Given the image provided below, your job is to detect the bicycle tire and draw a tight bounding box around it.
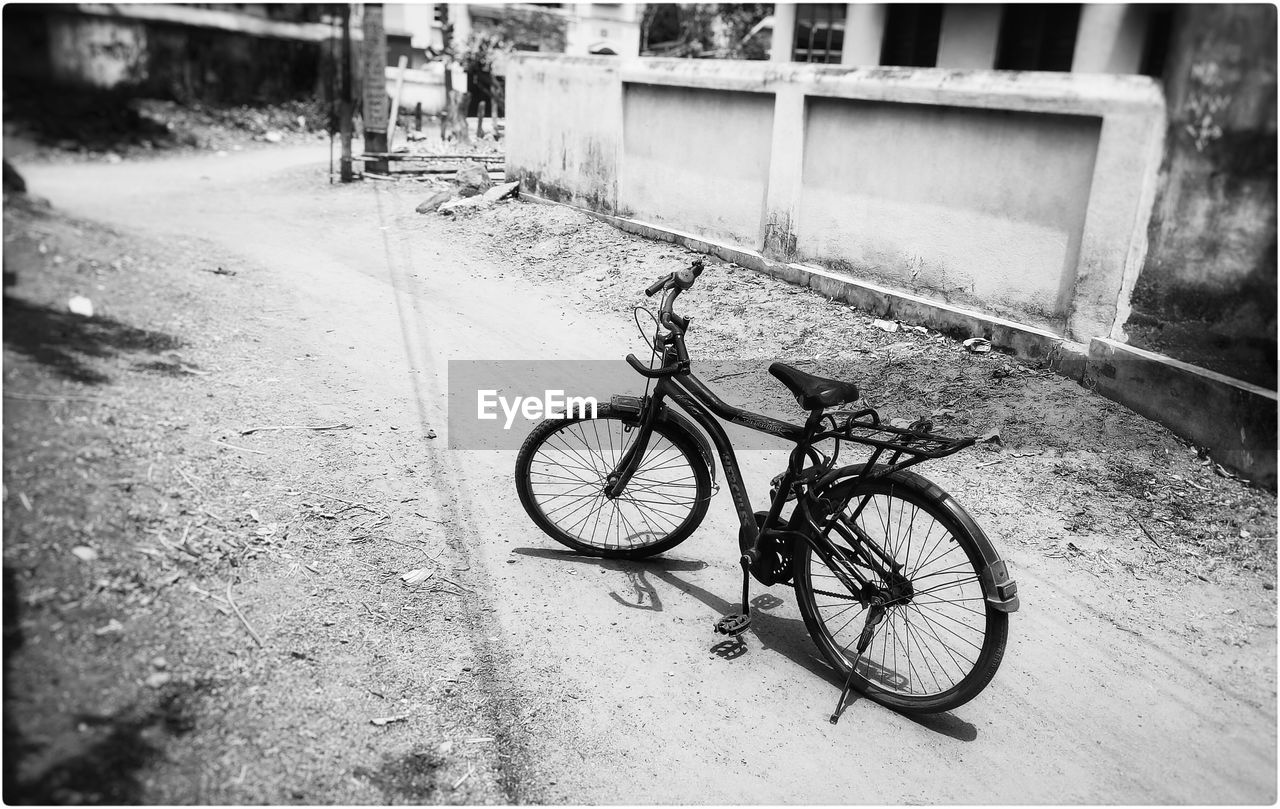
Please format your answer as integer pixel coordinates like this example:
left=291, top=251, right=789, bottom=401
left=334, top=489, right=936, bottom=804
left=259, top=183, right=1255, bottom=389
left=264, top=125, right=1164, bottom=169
left=515, top=404, right=711, bottom=559
left=793, top=469, right=1008, bottom=714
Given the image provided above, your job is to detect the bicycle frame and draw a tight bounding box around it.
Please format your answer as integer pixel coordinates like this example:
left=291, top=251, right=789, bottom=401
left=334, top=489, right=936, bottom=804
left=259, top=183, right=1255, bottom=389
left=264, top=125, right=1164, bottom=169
left=517, top=262, right=1020, bottom=720
left=607, top=363, right=890, bottom=599
left=603, top=266, right=1016, bottom=615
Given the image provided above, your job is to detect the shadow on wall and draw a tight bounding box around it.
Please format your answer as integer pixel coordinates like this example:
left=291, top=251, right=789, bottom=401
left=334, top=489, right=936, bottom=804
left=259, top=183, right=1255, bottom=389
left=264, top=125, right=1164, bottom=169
left=1130, top=3, right=1278, bottom=391
left=1131, top=122, right=1278, bottom=390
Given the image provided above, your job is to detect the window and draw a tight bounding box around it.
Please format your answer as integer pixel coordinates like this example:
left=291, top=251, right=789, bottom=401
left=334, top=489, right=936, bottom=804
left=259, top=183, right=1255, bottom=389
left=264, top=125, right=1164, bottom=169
left=793, top=4, right=846, bottom=64
left=879, top=4, right=943, bottom=67
left=995, top=4, right=1081, bottom=72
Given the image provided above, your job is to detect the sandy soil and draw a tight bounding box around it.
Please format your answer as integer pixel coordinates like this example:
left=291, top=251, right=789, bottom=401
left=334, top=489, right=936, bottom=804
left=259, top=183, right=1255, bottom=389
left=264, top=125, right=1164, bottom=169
left=3, top=144, right=1276, bottom=804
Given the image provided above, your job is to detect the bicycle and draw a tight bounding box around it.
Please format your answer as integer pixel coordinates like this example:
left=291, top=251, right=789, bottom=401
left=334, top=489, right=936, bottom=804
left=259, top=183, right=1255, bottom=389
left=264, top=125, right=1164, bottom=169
left=514, top=258, right=1019, bottom=721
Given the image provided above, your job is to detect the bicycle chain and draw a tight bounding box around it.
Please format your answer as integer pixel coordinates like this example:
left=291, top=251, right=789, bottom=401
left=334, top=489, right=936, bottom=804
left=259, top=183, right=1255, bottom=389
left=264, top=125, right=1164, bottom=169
left=785, top=581, right=859, bottom=602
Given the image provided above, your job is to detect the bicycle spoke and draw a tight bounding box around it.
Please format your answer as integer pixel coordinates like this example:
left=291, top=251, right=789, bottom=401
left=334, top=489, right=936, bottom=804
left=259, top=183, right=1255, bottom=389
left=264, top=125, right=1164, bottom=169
left=541, top=487, right=607, bottom=519
left=523, top=416, right=705, bottom=554
left=903, top=603, right=978, bottom=674
left=897, top=612, right=944, bottom=694
left=550, top=429, right=608, bottom=478
left=801, top=486, right=1000, bottom=706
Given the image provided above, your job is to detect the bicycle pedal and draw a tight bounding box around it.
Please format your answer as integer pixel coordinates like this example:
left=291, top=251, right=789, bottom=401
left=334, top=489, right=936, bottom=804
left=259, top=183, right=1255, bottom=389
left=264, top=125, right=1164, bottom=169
left=714, top=614, right=751, bottom=636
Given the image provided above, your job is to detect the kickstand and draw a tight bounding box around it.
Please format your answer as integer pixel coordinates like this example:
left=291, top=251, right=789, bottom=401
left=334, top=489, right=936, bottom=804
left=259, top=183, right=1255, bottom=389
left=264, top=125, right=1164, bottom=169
left=829, top=655, right=862, bottom=724
left=829, top=604, right=885, bottom=725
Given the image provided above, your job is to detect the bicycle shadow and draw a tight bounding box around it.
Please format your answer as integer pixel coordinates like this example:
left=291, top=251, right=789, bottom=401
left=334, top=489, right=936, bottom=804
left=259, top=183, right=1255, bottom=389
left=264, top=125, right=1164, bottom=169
left=511, top=546, right=977, bottom=742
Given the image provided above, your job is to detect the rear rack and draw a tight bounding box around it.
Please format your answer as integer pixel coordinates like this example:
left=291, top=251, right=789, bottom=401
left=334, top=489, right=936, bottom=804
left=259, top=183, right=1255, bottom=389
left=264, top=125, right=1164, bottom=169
left=808, top=407, right=977, bottom=486
left=822, top=408, right=975, bottom=460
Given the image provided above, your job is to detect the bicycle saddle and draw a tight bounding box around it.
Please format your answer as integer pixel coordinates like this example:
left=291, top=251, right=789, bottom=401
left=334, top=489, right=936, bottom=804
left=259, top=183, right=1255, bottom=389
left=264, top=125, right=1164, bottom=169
left=768, top=362, right=859, bottom=410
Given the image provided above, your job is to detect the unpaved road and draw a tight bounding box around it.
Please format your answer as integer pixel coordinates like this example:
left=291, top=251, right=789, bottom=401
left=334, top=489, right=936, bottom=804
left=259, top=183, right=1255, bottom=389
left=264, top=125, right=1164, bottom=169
left=11, top=144, right=1276, bottom=804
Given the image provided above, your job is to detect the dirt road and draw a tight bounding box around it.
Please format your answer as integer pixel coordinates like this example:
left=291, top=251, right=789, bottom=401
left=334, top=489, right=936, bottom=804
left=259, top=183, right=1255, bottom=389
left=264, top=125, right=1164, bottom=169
left=8, top=145, right=1276, bottom=803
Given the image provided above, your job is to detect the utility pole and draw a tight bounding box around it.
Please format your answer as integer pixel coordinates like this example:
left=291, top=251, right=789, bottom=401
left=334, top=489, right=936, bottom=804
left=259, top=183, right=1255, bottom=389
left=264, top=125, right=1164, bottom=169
left=362, top=2, right=389, bottom=175
left=438, top=3, right=468, bottom=144
left=339, top=2, right=353, bottom=182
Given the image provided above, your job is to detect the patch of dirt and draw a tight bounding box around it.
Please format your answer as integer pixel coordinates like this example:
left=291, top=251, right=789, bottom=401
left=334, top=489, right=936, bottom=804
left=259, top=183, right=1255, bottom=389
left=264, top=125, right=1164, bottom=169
left=421, top=196, right=1276, bottom=677
left=435, top=198, right=1274, bottom=566
left=3, top=85, right=329, bottom=165
left=2, top=190, right=511, bottom=803
left=4, top=137, right=1273, bottom=802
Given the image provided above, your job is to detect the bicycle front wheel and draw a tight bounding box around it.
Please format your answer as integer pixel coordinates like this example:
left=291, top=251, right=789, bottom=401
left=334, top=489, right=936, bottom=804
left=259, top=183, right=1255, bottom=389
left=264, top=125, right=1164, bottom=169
left=515, top=405, right=711, bottom=559
left=793, top=470, right=1008, bottom=714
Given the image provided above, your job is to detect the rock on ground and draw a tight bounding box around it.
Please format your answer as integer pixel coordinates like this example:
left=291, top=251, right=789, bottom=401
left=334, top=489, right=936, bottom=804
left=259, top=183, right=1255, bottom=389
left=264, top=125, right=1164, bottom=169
left=454, top=161, right=492, bottom=198
left=416, top=190, right=453, bottom=214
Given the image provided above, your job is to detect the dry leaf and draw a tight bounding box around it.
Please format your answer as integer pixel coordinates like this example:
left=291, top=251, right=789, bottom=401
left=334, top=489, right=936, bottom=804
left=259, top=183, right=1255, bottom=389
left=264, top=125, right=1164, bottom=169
left=94, top=619, right=124, bottom=636
left=401, top=567, right=435, bottom=586
left=145, top=672, right=172, bottom=688
left=370, top=714, right=410, bottom=726
left=71, top=545, right=98, bottom=562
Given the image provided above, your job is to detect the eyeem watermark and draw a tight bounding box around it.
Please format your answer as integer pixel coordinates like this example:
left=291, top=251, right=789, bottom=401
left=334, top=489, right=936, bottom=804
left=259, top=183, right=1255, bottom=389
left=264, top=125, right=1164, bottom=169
left=449, top=360, right=636, bottom=449
left=448, top=359, right=803, bottom=450
left=477, top=389, right=598, bottom=430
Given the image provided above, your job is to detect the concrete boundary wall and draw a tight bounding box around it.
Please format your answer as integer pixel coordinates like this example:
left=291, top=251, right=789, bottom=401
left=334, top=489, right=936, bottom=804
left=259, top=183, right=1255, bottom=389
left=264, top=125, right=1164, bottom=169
left=523, top=191, right=1277, bottom=488
left=1086, top=340, right=1277, bottom=488
left=509, top=57, right=1275, bottom=483
left=506, top=55, right=1166, bottom=343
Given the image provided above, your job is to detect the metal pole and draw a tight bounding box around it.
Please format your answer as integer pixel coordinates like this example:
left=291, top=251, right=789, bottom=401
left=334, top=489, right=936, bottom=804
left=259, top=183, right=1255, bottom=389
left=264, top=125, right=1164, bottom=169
left=362, top=3, right=390, bottom=174
left=340, top=3, right=354, bottom=182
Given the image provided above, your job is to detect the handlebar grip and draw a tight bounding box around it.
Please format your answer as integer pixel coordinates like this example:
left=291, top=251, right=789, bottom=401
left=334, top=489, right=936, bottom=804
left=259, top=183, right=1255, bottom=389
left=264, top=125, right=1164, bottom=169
left=645, top=275, right=670, bottom=297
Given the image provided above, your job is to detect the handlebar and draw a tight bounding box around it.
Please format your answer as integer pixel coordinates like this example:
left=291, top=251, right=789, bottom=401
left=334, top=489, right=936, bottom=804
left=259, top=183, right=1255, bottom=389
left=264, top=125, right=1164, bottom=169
left=626, top=352, right=683, bottom=378
left=645, top=258, right=704, bottom=298
left=635, top=258, right=704, bottom=377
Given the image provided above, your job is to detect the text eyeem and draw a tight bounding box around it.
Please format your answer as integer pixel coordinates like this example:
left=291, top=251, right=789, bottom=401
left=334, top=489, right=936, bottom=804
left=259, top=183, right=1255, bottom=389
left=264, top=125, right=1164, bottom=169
left=476, top=389, right=598, bottom=430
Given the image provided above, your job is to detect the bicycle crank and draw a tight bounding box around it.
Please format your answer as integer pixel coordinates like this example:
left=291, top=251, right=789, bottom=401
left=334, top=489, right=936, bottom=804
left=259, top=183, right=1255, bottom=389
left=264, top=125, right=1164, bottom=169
left=714, top=550, right=757, bottom=636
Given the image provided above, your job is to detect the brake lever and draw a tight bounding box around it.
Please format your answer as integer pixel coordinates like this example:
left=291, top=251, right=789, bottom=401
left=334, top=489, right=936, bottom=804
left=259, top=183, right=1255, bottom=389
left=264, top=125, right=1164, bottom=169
left=673, top=258, right=704, bottom=290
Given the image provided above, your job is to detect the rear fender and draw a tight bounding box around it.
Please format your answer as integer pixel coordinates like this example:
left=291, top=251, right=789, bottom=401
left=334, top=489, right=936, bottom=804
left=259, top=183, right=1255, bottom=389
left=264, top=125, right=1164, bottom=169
left=817, top=464, right=1019, bottom=613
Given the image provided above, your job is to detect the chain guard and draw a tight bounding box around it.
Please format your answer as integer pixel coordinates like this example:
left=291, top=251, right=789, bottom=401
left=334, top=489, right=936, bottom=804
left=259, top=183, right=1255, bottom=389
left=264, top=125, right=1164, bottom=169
left=748, top=511, right=794, bottom=586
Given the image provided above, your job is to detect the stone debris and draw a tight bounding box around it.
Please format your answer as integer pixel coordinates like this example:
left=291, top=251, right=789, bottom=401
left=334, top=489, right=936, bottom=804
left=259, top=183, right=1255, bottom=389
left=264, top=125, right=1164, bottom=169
left=416, top=190, right=454, bottom=214
left=482, top=181, right=520, bottom=203
left=454, top=161, right=493, bottom=198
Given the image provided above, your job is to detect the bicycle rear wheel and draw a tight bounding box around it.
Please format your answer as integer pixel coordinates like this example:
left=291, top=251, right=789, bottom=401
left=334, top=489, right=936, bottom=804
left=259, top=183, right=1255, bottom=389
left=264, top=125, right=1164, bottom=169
left=793, top=470, right=1008, bottom=714
left=515, top=405, right=711, bottom=559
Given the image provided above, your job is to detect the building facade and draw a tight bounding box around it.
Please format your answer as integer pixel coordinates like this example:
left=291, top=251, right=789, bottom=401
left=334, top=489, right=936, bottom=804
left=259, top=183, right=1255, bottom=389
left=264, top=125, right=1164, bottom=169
left=505, top=3, right=1276, bottom=480
left=765, top=3, right=1275, bottom=390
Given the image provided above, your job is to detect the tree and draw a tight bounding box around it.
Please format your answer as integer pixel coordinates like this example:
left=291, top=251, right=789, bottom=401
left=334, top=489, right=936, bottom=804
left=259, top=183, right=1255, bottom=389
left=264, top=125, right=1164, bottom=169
left=640, top=4, right=772, bottom=59
left=459, top=32, right=506, bottom=119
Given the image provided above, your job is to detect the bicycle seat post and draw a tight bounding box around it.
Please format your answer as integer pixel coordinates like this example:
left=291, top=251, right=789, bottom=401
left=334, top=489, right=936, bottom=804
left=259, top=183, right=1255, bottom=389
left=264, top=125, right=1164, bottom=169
left=716, top=408, right=825, bottom=640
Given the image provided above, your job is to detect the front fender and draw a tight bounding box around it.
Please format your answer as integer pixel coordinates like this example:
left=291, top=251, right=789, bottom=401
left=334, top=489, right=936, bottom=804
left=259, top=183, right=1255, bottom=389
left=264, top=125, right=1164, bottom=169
left=609, top=395, right=717, bottom=486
